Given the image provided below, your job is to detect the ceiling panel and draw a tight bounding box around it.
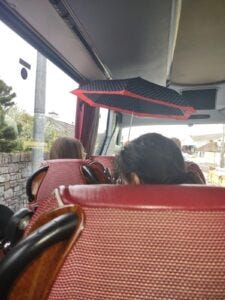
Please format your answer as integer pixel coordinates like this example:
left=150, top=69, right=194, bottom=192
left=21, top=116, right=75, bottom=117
left=170, top=0, right=225, bottom=85
left=66, top=0, right=173, bottom=85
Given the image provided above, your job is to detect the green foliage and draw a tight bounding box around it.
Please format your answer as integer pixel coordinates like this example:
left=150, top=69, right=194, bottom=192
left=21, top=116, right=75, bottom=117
left=0, top=139, right=18, bottom=152
left=7, top=107, right=33, bottom=151
left=0, top=80, right=71, bottom=153
left=1, top=126, right=17, bottom=140
left=0, top=79, right=16, bottom=112
left=0, top=79, right=18, bottom=152
left=8, top=106, right=68, bottom=152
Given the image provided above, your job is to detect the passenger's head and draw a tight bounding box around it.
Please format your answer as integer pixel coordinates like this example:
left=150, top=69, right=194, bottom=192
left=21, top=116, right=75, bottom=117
left=171, top=137, right=181, bottom=150
left=115, top=133, right=200, bottom=184
left=49, top=137, right=86, bottom=159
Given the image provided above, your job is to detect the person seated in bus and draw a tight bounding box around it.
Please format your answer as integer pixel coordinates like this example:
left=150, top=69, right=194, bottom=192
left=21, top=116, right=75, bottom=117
left=49, top=137, right=86, bottom=159
left=114, top=133, right=203, bottom=184
left=171, top=137, right=206, bottom=184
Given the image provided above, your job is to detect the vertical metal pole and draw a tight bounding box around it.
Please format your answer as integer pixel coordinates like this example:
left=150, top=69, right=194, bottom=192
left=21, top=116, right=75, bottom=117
left=32, top=52, right=46, bottom=172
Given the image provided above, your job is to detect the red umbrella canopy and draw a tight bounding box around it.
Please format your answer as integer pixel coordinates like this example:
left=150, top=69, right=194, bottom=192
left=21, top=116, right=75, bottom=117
left=72, top=77, right=195, bottom=120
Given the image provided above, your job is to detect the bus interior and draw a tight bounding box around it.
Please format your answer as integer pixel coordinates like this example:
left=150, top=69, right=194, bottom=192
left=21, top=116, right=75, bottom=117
left=1, top=0, right=225, bottom=299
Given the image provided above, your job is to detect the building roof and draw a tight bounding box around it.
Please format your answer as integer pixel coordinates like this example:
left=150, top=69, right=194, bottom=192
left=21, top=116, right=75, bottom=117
left=198, top=141, right=219, bottom=152
left=46, top=117, right=74, bottom=137
left=191, top=133, right=222, bottom=143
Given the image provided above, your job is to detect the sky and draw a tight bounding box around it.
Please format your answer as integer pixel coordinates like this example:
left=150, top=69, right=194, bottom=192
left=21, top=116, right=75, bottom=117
left=122, top=124, right=224, bottom=145
left=0, top=21, right=78, bottom=124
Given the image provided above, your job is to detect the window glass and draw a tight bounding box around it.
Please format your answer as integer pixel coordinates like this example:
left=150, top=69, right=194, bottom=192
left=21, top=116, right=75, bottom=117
left=122, top=124, right=225, bottom=186
left=0, top=21, right=77, bottom=210
left=94, top=108, right=109, bottom=154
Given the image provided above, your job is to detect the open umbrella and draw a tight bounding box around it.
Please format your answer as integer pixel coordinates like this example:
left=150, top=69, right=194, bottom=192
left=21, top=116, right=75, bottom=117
left=72, top=77, right=195, bottom=120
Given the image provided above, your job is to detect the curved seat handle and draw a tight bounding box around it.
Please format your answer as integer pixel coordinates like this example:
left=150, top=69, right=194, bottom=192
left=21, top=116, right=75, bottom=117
left=2, top=208, right=33, bottom=253
left=26, top=166, right=49, bottom=202
left=0, top=205, right=84, bottom=300
left=82, top=164, right=99, bottom=183
left=81, top=161, right=112, bottom=184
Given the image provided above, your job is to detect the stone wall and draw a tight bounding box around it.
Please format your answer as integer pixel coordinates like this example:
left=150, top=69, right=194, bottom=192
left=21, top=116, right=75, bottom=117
left=0, top=152, right=32, bottom=211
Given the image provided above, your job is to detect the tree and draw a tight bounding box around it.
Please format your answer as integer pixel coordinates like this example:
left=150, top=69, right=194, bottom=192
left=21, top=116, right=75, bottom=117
left=0, top=80, right=16, bottom=112
left=8, top=107, right=68, bottom=152
left=0, top=79, right=18, bottom=152
left=8, top=106, right=33, bottom=151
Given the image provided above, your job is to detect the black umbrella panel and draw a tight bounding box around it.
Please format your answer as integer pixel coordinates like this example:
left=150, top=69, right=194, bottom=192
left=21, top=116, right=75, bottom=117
left=72, top=77, right=195, bottom=120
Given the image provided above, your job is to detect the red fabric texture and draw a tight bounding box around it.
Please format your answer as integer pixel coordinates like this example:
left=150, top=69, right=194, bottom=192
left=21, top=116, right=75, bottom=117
left=25, top=194, right=59, bottom=235
left=46, top=184, right=225, bottom=299
left=36, top=159, right=87, bottom=203
left=60, top=184, right=225, bottom=209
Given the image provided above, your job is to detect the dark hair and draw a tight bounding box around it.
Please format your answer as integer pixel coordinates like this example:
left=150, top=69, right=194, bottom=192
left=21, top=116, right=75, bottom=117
left=49, top=137, right=85, bottom=159
left=115, top=133, right=201, bottom=184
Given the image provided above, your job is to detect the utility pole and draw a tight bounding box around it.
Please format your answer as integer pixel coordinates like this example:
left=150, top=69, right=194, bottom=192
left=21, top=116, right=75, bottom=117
left=220, top=124, right=225, bottom=168
left=32, top=51, right=46, bottom=172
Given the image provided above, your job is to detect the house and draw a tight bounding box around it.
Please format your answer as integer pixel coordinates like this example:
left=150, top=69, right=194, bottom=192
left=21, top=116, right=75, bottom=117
left=191, top=133, right=224, bottom=168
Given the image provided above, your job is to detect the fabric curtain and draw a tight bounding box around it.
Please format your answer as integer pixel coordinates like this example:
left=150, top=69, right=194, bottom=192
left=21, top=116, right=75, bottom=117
left=75, top=98, right=99, bottom=155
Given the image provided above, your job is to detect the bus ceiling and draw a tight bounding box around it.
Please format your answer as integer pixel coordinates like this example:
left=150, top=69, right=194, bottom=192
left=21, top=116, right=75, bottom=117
left=1, top=0, right=225, bottom=87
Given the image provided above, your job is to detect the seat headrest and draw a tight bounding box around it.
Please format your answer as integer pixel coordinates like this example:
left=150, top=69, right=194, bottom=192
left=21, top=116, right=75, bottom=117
left=56, top=184, right=225, bottom=210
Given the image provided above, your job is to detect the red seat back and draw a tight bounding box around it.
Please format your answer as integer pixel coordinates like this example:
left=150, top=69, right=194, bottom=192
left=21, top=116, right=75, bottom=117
left=46, top=184, right=225, bottom=299
left=90, top=155, right=114, bottom=173
left=36, top=159, right=87, bottom=202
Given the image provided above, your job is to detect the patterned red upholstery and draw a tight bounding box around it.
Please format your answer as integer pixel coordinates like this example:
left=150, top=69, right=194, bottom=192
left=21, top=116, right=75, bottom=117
left=36, top=159, right=87, bottom=202
left=90, top=155, right=115, bottom=173
left=25, top=194, right=60, bottom=234
left=45, top=184, right=225, bottom=299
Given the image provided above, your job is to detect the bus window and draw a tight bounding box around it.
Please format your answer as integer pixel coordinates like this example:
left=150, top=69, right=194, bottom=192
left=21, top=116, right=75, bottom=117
left=122, top=124, right=225, bottom=186
left=94, top=108, right=109, bottom=154
left=0, top=21, right=78, bottom=211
